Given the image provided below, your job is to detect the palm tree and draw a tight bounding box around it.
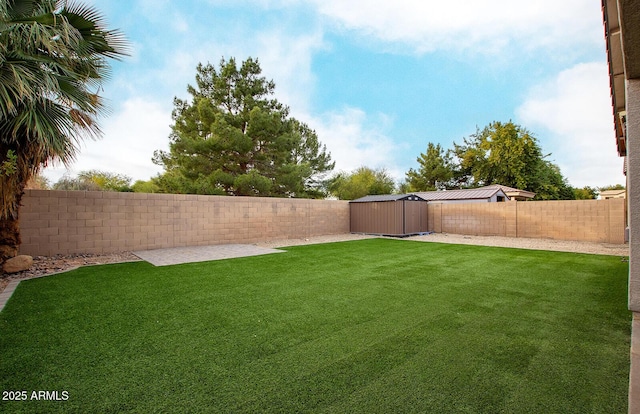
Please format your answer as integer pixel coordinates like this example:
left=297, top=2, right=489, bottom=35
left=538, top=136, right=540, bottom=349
left=0, top=0, right=127, bottom=264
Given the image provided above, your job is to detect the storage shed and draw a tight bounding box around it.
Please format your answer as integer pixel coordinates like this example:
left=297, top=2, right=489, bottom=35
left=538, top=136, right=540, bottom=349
left=350, top=194, right=428, bottom=237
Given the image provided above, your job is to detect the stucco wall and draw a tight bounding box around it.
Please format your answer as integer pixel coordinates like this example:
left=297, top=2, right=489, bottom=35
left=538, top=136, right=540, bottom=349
left=625, top=73, right=640, bottom=414
left=427, top=199, right=626, bottom=244
left=18, top=190, right=350, bottom=256
left=629, top=79, right=640, bottom=311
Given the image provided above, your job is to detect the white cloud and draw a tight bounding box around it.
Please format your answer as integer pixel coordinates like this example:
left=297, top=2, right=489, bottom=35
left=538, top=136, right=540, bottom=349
left=516, top=62, right=625, bottom=188
left=307, top=0, right=602, bottom=55
left=253, top=30, right=326, bottom=114
left=43, top=97, right=172, bottom=184
left=304, top=107, right=405, bottom=180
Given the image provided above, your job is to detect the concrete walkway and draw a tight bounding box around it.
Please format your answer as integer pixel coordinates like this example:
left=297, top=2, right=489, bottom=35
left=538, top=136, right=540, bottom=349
left=133, top=244, right=285, bottom=266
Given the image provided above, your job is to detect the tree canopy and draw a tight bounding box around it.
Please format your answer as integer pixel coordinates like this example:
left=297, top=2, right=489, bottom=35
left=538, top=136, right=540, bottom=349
left=573, top=186, right=598, bottom=200
left=407, top=121, right=573, bottom=200
left=453, top=122, right=545, bottom=190
left=153, top=57, right=334, bottom=198
left=53, top=170, right=132, bottom=191
left=405, top=143, right=454, bottom=191
left=328, top=167, right=396, bottom=200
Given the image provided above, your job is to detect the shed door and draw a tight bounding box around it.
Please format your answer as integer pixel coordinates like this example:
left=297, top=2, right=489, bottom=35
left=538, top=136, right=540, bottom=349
left=404, top=201, right=424, bottom=234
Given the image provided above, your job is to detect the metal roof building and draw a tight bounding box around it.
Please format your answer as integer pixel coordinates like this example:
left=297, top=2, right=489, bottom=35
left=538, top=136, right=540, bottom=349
left=349, top=194, right=428, bottom=237
left=413, top=187, right=510, bottom=203
left=477, top=184, right=535, bottom=201
left=350, top=186, right=516, bottom=237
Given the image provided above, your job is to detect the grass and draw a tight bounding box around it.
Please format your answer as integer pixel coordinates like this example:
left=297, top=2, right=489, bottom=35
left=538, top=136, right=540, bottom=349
left=0, top=239, right=630, bottom=413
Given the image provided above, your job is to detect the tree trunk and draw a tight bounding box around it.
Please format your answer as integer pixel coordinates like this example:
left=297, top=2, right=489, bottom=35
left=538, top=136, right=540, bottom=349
left=0, top=147, right=25, bottom=267
left=0, top=211, right=21, bottom=264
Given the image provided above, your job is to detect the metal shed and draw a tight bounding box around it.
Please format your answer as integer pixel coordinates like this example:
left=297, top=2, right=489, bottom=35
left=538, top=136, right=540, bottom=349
left=349, top=194, right=429, bottom=237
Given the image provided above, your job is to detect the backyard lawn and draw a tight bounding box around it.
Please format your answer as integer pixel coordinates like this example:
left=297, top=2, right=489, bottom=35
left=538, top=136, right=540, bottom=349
left=0, top=239, right=630, bottom=413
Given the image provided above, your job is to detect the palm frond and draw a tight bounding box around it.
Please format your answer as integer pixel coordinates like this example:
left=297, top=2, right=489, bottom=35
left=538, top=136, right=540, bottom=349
left=0, top=0, right=129, bottom=220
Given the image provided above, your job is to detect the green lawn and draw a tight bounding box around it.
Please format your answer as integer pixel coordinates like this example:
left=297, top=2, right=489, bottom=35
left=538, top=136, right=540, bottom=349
left=0, top=239, right=630, bottom=413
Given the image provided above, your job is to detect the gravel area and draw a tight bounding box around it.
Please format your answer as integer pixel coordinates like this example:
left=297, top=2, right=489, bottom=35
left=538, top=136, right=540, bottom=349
left=257, top=232, right=629, bottom=256
left=404, top=233, right=630, bottom=256
left=0, top=233, right=629, bottom=295
left=0, top=252, right=140, bottom=294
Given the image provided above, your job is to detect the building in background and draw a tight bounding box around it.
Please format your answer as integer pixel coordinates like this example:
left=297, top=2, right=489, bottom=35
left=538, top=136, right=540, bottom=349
left=602, top=1, right=639, bottom=411
left=600, top=189, right=627, bottom=199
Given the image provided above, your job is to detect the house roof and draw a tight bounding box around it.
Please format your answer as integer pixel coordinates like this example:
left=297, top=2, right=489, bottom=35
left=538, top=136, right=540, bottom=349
left=478, top=184, right=536, bottom=199
left=602, top=0, right=640, bottom=156
left=350, top=194, right=427, bottom=203
left=600, top=189, right=626, bottom=197
left=351, top=184, right=531, bottom=203
left=413, top=187, right=508, bottom=202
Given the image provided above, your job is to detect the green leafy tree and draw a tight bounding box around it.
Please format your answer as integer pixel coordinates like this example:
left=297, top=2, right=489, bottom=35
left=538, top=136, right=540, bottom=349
left=397, top=180, right=412, bottom=194
left=328, top=167, right=396, bottom=200
left=405, top=143, right=454, bottom=191
left=599, top=184, right=625, bottom=191
left=53, top=174, right=100, bottom=191
left=78, top=170, right=132, bottom=191
left=453, top=121, right=542, bottom=189
left=153, top=57, right=334, bottom=198
left=0, top=0, right=127, bottom=263
left=132, top=179, right=160, bottom=193
left=452, top=121, right=573, bottom=199
left=572, top=186, right=598, bottom=200
left=531, top=160, right=574, bottom=200
left=53, top=170, right=132, bottom=191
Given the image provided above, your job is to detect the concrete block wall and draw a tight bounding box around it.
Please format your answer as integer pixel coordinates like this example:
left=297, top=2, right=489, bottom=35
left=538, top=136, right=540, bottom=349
left=434, top=202, right=509, bottom=237
left=427, top=199, right=626, bottom=244
left=18, top=191, right=627, bottom=257
left=19, top=190, right=350, bottom=256
left=516, top=199, right=626, bottom=243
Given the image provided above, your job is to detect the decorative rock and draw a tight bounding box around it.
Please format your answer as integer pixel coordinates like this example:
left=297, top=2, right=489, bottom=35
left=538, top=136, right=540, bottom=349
left=3, top=255, right=34, bottom=274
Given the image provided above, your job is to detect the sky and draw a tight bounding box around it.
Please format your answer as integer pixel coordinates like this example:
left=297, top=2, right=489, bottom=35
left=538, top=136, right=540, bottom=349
left=43, top=0, right=625, bottom=189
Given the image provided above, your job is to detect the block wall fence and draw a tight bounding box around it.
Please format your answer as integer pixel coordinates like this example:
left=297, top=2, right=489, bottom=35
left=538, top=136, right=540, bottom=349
left=18, top=190, right=350, bottom=256
left=18, top=191, right=626, bottom=257
left=427, top=198, right=627, bottom=244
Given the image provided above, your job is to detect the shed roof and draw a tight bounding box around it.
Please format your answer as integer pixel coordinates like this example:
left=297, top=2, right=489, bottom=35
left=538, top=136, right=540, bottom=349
left=413, top=187, right=508, bottom=201
left=350, top=194, right=426, bottom=203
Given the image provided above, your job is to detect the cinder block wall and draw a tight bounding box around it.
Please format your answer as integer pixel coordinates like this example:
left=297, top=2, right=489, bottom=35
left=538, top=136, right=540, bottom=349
left=19, top=190, right=350, bottom=256
left=427, top=199, right=626, bottom=244
left=435, top=202, right=511, bottom=237
left=515, top=199, right=626, bottom=243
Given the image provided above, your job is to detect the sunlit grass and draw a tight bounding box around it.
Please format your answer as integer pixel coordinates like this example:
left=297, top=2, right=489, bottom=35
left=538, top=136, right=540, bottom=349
left=0, top=239, right=630, bottom=413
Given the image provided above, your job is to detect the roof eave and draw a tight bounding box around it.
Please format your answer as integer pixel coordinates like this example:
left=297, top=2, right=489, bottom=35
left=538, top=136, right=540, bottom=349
left=603, top=0, right=640, bottom=157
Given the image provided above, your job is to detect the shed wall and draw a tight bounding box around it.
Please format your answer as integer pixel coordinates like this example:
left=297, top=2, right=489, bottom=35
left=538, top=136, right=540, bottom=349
left=349, top=201, right=404, bottom=235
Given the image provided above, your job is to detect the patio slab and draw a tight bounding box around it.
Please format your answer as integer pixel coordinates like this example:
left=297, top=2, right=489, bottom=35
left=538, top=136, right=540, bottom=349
left=133, top=244, right=285, bottom=266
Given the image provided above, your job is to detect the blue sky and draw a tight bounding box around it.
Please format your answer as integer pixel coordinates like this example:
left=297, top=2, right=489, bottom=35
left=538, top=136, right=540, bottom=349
left=44, top=0, right=625, bottom=188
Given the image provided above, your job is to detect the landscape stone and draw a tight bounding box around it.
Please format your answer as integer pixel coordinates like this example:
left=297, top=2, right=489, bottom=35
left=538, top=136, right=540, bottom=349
left=3, top=255, right=34, bottom=273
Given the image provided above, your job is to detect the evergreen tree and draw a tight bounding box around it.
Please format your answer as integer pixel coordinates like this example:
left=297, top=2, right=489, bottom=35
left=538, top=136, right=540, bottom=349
left=405, top=143, right=454, bottom=191
left=153, top=57, right=334, bottom=198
